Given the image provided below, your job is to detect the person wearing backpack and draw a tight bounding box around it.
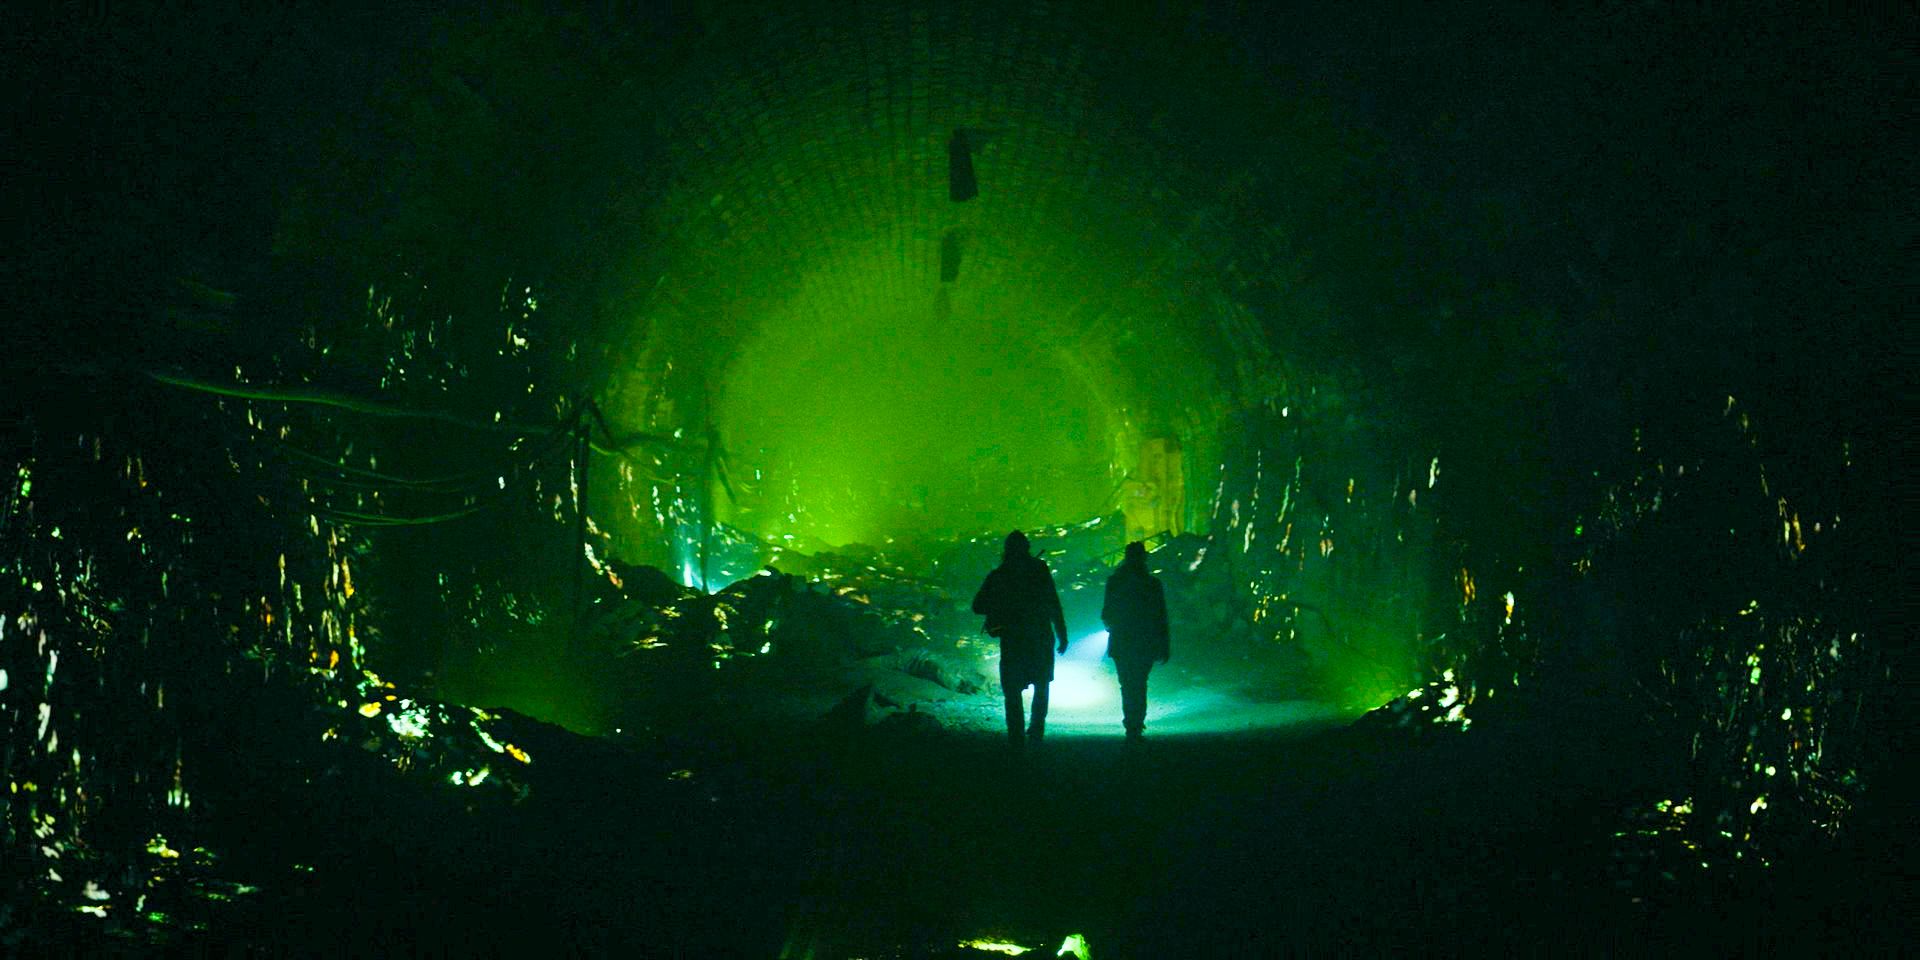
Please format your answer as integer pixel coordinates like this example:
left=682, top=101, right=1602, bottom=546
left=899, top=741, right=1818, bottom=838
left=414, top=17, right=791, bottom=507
left=972, top=530, right=1069, bottom=748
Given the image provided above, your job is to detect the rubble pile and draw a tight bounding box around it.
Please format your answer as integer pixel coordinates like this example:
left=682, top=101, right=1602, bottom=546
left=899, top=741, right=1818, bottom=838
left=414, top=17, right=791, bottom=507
left=579, top=555, right=997, bottom=734
left=574, top=513, right=1339, bottom=736
left=332, top=667, right=540, bottom=800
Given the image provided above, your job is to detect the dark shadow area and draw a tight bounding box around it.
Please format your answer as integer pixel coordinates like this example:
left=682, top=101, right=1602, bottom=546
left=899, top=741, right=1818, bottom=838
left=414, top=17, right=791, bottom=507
left=22, top=706, right=1906, bottom=956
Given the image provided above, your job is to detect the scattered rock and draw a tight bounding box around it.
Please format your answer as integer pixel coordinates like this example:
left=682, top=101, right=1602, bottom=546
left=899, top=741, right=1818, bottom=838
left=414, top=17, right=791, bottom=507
left=874, top=706, right=942, bottom=737
left=822, top=683, right=875, bottom=730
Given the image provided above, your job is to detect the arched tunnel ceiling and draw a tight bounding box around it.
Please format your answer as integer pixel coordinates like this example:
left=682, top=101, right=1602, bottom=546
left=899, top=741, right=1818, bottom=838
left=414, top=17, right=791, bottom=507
left=593, top=4, right=1333, bottom=548
left=62, top=0, right=1883, bottom=564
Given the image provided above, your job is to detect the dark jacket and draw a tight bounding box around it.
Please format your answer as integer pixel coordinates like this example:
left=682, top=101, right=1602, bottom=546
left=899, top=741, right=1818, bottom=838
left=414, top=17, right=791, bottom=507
left=973, top=553, right=1067, bottom=686
left=1101, top=562, right=1169, bottom=664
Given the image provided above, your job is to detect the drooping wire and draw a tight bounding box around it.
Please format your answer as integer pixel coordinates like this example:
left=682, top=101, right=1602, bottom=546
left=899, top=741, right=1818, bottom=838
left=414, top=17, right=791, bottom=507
left=215, top=399, right=584, bottom=527
left=271, top=440, right=518, bottom=491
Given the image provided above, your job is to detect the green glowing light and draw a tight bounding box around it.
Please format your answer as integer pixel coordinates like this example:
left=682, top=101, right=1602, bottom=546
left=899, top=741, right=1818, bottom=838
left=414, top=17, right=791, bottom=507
left=1057, top=933, right=1092, bottom=958
left=701, top=264, right=1210, bottom=548
left=473, top=723, right=506, bottom=754
left=385, top=705, right=431, bottom=740
left=450, top=766, right=491, bottom=787
left=959, top=939, right=1031, bottom=956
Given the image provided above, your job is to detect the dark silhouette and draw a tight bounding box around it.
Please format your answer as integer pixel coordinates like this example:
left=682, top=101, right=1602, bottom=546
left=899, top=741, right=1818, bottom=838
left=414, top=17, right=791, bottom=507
left=1101, top=541, right=1170, bottom=740
left=972, top=530, right=1068, bottom=746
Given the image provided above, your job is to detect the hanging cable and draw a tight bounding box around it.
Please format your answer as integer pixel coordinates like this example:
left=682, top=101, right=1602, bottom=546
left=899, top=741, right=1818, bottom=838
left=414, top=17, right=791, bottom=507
left=146, top=370, right=554, bottom=437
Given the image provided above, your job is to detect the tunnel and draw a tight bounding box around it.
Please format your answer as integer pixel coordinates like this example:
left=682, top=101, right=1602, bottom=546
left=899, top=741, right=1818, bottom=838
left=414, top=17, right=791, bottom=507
left=2, top=3, right=1907, bottom=955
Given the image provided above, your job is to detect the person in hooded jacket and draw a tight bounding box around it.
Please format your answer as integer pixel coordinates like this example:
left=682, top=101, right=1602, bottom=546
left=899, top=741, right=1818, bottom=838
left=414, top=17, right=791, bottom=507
left=972, top=530, right=1069, bottom=747
left=1101, top=541, right=1170, bottom=740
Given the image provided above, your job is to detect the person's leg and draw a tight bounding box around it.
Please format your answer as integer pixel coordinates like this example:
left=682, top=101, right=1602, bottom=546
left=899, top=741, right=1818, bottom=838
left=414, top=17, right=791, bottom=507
left=1131, top=665, right=1146, bottom=736
left=1003, top=683, right=1026, bottom=746
left=1117, top=659, right=1149, bottom=737
left=1028, top=682, right=1049, bottom=740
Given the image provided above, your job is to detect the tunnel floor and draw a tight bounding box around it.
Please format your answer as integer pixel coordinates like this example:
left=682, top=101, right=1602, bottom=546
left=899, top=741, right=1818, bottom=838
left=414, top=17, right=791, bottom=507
left=83, top=683, right=1891, bottom=959
left=911, top=657, right=1352, bottom=740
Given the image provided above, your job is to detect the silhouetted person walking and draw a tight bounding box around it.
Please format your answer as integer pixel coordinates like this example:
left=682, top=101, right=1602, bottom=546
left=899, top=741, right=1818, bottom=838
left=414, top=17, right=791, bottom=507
left=973, top=530, right=1069, bottom=747
left=1102, top=541, right=1169, bottom=740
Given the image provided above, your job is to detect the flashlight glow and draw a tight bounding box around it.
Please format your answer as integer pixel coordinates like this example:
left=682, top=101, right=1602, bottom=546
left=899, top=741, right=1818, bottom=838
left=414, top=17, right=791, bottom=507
left=1063, top=630, right=1108, bottom=661
left=1047, top=659, right=1121, bottom=716
left=1002, top=630, right=1350, bottom=737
